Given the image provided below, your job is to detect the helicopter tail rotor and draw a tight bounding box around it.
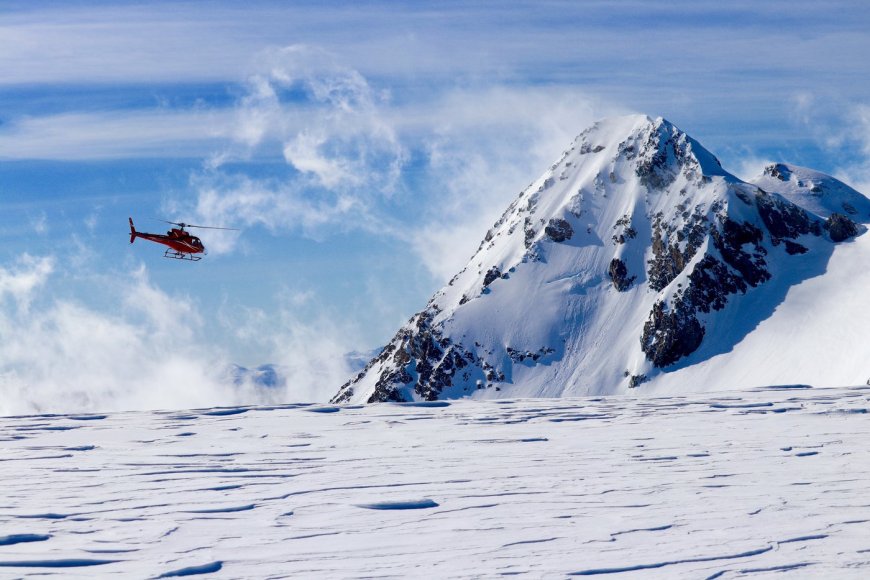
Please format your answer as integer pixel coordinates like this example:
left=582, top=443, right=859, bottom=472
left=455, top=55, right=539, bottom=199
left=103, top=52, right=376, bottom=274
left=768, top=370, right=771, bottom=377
left=129, top=217, right=137, bottom=244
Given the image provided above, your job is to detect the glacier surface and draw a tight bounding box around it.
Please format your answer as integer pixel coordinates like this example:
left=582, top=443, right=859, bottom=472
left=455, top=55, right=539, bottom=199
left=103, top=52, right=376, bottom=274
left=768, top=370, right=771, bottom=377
left=1, top=386, right=869, bottom=577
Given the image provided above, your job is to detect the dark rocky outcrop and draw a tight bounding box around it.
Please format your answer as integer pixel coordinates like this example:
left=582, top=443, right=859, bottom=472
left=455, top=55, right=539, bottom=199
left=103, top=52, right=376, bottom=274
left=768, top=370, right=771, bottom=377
left=628, top=374, right=647, bottom=388
left=636, top=137, right=677, bottom=190
left=681, top=255, right=747, bottom=313
left=710, top=218, right=770, bottom=288
left=544, top=218, right=573, bottom=242
left=784, top=240, right=808, bottom=255
left=755, top=190, right=821, bottom=242
left=332, top=310, right=481, bottom=403
left=608, top=258, right=635, bottom=291
left=634, top=121, right=717, bottom=190
left=825, top=213, right=859, bottom=242
left=611, top=214, right=637, bottom=245
left=641, top=299, right=705, bottom=368
left=641, top=186, right=828, bottom=368
left=580, top=142, right=606, bottom=154
left=483, top=267, right=502, bottom=288
left=763, top=163, right=791, bottom=181
left=647, top=210, right=708, bottom=291
left=524, top=218, right=536, bottom=249
left=506, top=346, right=555, bottom=363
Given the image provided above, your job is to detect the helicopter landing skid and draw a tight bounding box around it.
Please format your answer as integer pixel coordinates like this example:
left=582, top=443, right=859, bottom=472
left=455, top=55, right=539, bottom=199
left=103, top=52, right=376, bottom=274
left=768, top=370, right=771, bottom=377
left=164, top=249, right=202, bottom=261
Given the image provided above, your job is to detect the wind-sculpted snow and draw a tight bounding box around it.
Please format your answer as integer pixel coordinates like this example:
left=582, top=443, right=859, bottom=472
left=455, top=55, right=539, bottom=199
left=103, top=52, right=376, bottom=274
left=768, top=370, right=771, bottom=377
left=1, top=386, right=870, bottom=577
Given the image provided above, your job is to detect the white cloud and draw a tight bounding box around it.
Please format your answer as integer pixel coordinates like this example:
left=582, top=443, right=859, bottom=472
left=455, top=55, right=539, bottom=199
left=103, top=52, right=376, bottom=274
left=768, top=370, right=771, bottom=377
left=0, top=254, right=54, bottom=313
left=832, top=104, right=870, bottom=194
left=283, top=130, right=360, bottom=188
left=0, top=257, right=343, bottom=415
left=0, top=109, right=232, bottom=160
left=180, top=173, right=381, bottom=255
left=244, top=44, right=406, bottom=193
left=217, top=292, right=360, bottom=404
left=184, top=50, right=623, bottom=276
left=730, top=155, right=775, bottom=183
left=394, top=86, right=625, bottom=279
left=0, top=243, right=374, bottom=414
left=175, top=46, right=409, bottom=253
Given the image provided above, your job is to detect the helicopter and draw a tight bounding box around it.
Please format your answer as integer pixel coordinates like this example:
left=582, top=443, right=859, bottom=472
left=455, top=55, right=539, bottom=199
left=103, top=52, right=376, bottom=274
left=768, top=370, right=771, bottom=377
left=128, top=217, right=237, bottom=261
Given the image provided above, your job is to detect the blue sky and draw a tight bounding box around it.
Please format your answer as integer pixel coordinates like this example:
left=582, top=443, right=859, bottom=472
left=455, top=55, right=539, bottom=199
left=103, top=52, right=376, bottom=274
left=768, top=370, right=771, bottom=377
left=3, top=0, right=870, bottom=411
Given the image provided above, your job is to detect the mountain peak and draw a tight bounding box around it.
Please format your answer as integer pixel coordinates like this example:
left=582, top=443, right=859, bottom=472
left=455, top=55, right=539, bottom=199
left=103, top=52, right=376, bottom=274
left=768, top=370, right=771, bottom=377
left=333, top=116, right=866, bottom=404
left=751, top=162, right=870, bottom=220
left=574, top=115, right=729, bottom=186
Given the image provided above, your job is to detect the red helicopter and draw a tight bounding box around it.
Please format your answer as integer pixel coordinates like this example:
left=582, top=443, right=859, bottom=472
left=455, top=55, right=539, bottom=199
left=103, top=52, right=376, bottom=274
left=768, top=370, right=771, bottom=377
left=128, top=217, right=237, bottom=261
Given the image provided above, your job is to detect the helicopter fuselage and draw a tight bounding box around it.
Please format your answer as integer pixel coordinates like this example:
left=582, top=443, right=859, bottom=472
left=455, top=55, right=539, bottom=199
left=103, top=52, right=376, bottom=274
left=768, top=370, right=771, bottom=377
left=129, top=218, right=204, bottom=259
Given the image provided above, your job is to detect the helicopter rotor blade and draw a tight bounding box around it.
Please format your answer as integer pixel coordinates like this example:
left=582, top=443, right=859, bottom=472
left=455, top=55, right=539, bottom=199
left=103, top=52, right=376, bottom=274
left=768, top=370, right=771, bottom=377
left=156, top=219, right=239, bottom=231
left=156, top=218, right=187, bottom=228
left=183, top=224, right=240, bottom=231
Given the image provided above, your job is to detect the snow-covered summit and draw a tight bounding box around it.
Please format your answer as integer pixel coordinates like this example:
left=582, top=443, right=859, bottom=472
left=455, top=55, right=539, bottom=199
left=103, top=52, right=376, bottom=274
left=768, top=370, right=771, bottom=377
left=750, top=162, right=870, bottom=221
left=333, top=115, right=867, bottom=404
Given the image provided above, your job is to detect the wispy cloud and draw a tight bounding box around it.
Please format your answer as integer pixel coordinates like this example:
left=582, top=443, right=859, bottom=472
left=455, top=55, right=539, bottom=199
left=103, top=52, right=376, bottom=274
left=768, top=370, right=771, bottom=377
left=395, top=85, right=624, bottom=278
left=185, top=52, right=623, bottom=275
left=0, top=247, right=361, bottom=414
left=0, top=4, right=253, bottom=85
left=730, top=155, right=775, bottom=182
left=0, top=260, right=227, bottom=415
left=179, top=45, right=410, bottom=251
left=217, top=288, right=360, bottom=403
left=181, top=172, right=382, bottom=253
left=0, top=254, right=53, bottom=313
left=4, top=1, right=867, bottom=89
left=831, top=104, right=870, bottom=194
left=5, top=3, right=870, bottom=167
left=0, top=109, right=232, bottom=160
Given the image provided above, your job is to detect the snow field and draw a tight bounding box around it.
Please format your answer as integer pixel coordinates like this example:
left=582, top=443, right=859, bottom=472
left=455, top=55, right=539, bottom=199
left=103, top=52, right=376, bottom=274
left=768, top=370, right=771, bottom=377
left=1, top=386, right=869, bottom=577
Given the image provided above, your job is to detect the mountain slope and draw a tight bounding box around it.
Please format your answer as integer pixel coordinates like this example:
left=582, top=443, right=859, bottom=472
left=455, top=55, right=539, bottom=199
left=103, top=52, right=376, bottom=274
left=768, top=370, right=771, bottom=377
left=333, top=115, right=866, bottom=403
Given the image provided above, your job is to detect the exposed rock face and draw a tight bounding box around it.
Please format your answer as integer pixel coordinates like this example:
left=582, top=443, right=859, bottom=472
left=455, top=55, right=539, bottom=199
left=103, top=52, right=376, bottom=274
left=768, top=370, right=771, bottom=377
left=784, top=240, right=809, bottom=255
left=608, top=258, right=635, bottom=291
left=483, top=267, right=502, bottom=287
left=544, top=218, right=573, bottom=242
left=641, top=217, right=770, bottom=367
left=641, top=299, right=705, bottom=367
left=825, top=213, right=859, bottom=242
left=611, top=214, right=637, bottom=244
left=755, top=190, right=821, bottom=242
left=710, top=218, right=769, bottom=288
left=333, top=310, right=485, bottom=403
left=647, top=209, right=709, bottom=291
left=639, top=187, right=829, bottom=367
left=763, top=163, right=791, bottom=181
left=331, top=115, right=866, bottom=404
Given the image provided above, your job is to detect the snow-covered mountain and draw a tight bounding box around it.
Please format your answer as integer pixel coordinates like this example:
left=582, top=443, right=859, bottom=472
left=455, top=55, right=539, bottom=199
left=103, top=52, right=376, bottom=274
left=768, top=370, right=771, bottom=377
left=750, top=162, right=870, bottom=223
left=229, top=364, right=284, bottom=389
left=333, top=115, right=869, bottom=404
